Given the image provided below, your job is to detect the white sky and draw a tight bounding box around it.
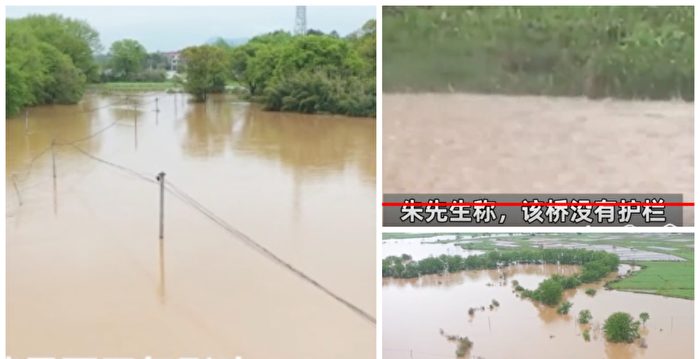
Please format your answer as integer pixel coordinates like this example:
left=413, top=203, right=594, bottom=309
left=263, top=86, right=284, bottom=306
left=6, top=6, right=375, bottom=52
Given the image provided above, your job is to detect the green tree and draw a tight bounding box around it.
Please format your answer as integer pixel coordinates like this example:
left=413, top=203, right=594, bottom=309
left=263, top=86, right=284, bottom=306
left=146, top=52, right=170, bottom=70
left=36, top=42, right=86, bottom=103
left=6, top=21, right=44, bottom=115
left=534, top=277, right=563, bottom=306
left=639, top=312, right=650, bottom=326
left=17, top=14, right=101, bottom=82
left=230, top=32, right=291, bottom=96
left=225, top=23, right=375, bottom=116
left=578, top=309, right=593, bottom=324
left=182, top=45, right=228, bottom=101
left=6, top=14, right=94, bottom=116
left=604, top=312, right=640, bottom=343
left=109, top=39, right=148, bottom=80
left=557, top=301, right=573, bottom=314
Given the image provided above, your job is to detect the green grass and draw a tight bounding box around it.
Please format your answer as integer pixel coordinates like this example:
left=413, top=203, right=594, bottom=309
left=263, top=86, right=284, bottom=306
left=609, top=261, right=694, bottom=299
left=88, top=81, right=182, bottom=93
left=383, top=6, right=693, bottom=100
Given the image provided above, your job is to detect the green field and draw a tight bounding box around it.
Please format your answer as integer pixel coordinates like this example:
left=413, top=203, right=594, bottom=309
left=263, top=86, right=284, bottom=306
left=610, top=261, right=694, bottom=299
left=88, top=82, right=182, bottom=93
left=383, top=6, right=693, bottom=100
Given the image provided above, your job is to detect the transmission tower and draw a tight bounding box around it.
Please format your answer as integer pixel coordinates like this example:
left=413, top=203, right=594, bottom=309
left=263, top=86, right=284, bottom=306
left=294, top=6, right=307, bottom=35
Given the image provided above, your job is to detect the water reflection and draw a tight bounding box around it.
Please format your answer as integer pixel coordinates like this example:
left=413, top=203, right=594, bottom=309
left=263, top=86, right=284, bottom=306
left=158, top=238, right=166, bottom=304
left=181, top=95, right=237, bottom=157
left=179, top=94, right=375, bottom=183
left=7, top=91, right=376, bottom=358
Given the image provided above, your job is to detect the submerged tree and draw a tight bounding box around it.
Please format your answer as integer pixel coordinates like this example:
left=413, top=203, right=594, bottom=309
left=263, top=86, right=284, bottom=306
left=181, top=45, right=228, bottom=101
left=578, top=309, right=593, bottom=324
left=557, top=301, right=573, bottom=315
left=108, top=39, right=148, bottom=80
left=639, top=312, right=650, bottom=326
left=604, top=312, right=640, bottom=343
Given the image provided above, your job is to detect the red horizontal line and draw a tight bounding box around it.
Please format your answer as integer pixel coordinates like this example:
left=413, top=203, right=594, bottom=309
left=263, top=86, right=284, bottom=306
left=383, top=202, right=694, bottom=207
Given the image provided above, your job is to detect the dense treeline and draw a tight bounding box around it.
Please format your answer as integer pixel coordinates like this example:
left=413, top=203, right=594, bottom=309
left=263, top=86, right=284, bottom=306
left=383, top=248, right=619, bottom=278
left=184, top=20, right=376, bottom=116
left=383, top=248, right=619, bottom=306
left=7, top=14, right=375, bottom=118
left=518, top=251, right=619, bottom=305
left=6, top=14, right=101, bottom=116
left=101, top=39, right=170, bottom=82
left=384, top=6, right=693, bottom=100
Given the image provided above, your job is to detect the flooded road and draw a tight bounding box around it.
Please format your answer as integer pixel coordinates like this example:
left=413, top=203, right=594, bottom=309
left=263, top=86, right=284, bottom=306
left=383, top=264, right=692, bottom=359
left=383, top=94, right=694, bottom=225
left=7, top=92, right=376, bottom=358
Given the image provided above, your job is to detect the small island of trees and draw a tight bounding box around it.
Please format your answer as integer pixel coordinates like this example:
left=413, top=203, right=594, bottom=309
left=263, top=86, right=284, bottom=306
left=383, top=248, right=619, bottom=307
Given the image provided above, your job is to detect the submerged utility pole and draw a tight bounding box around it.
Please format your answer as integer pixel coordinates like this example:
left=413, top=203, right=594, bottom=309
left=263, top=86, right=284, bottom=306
left=134, top=103, right=138, bottom=150
left=11, top=174, right=22, bottom=206
left=51, top=139, right=56, bottom=179
left=51, top=139, right=58, bottom=215
left=155, top=97, right=160, bottom=113
left=156, top=172, right=166, bottom=239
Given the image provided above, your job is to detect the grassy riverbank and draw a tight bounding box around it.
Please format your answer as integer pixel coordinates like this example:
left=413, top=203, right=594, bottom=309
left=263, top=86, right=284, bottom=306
left=383, top=6, right=693, bottom=100
left=88, top=81, right=182, bottom=93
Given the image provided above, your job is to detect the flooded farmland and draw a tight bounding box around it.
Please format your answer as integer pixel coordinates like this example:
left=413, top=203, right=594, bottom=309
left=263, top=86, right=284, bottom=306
left=383, top=94, right=694, bottom=225
left=7, top=92, right=376, bottom=358
left=383, top=240, right=693, bottom=359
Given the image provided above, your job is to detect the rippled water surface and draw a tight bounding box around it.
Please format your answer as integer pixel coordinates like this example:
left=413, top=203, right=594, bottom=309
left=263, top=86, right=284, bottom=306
left=7, top=92, right=376, bottom=358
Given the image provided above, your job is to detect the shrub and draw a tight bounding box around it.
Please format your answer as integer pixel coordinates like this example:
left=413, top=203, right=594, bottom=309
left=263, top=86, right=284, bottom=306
left=455, top=337, right=472, bottom=357
left=578, top=309, right=593, bottom=324
left=604, top=312, right=640, bottom=343
left=557, top=301, right=573, bottom=315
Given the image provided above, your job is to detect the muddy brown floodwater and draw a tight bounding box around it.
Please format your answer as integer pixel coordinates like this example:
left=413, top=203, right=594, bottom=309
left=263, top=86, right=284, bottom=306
left=6, top=92, right=376, bottom=358
left=383, top=94, right=694, bottom=225
left=383, top=261, right=693, bottom=359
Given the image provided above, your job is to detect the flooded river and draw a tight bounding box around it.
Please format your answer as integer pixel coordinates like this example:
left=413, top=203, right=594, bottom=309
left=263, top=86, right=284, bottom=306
left=383, top=94, right=694, bottom=225
left=6, top=92, right=376, bottom=358
left=383, top=243, right=693, bottom=358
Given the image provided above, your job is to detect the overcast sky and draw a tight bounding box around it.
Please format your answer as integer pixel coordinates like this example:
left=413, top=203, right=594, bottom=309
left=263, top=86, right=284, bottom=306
left=6, top=6, right=375, bottom=52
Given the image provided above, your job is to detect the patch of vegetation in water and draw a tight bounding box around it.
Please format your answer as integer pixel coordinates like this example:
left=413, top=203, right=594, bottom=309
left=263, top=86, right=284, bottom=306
left=556, top=300, right=573, bottom=314
left=582, top=328, right=591, bottom=342
left=384, top=248, right=619, bottom=306
left=440, top=330, right=473, bottom=358
left=578, top=309, right=592, bottom=324
left=604, top=312, right=640, bottom=343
